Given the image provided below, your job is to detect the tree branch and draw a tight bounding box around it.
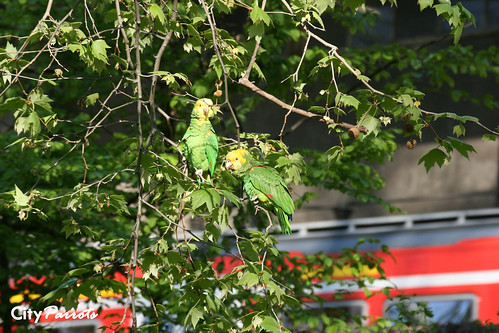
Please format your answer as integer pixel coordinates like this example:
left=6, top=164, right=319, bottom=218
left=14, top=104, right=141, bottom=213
left=149, top=0, right=178, bottom=123
left=129, top=1, right=144, bottom=332
left=0, top=0, right=82, bottom=99
left=199, top=0, right=241, bottom=143
left=239, top=77, right=366, bottom=132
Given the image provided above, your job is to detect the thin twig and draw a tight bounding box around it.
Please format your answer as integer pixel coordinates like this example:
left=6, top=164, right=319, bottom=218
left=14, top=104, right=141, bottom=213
left=115, top=0, right=135, bottom=70
left=0, top=0, right=82, bottom=99
left=199, top=0, right=230, bottom=77
left=199, top=0, right=240, bottom=143
left=239, top=77, right=366, bottom=132
left=243, top=0, right=267, bottom=81
left=128, top=1, right=144, bottom=332
left=279, top=94, right=298, bottom=141
left=281, top=33, right=310, bottom=83
left=149, top=0, right=179, bottom=123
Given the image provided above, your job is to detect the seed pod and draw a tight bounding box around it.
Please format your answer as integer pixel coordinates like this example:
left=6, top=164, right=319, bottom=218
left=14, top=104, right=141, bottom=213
left=213, top=89, right=223, bottom=98
left=348, top=127, right=360, bottom=139
left=406, top=139, right=417, bottom=149
left=405, top=122, right=414, bottom=132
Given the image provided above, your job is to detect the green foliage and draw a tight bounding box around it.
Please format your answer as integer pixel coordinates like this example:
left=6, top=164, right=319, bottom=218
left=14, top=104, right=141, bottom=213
left=0, top=0, right=496, bottom=332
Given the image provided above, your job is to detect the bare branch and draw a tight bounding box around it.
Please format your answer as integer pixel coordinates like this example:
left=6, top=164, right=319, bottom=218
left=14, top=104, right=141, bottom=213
left=149, top=0, right=179, bottom=123
left=243, top=0, right=267, bottom=81
left=300, top=27, right=499, bottom=137
left=279, top=94, right=298, bottom=141
left=0, top=0, right=83, bottom=99
left=199, top=0, right=230, bottom=78
left=115, top=0, right=135, bottom=70
left=281, top=33, right=310, bottom=83
left=239, top=77, right=366, bottom=132
left=128, top=1, right=145, bottom=332
left=199, top=0, right=241, bottom=143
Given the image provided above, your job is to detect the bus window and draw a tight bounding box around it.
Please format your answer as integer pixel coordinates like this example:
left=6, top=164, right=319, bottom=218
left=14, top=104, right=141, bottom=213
left=40, top=320, right=99, bottom=333
left=384, top=294, right=477, bottom=325
left=286, top=300, right=367, bottom=332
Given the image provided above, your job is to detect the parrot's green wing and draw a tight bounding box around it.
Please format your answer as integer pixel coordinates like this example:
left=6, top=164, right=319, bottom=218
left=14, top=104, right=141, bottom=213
left=246, top=166, right=295, bottom=215
left=182, top=123, right=218, bottom=180
left=205, top=126, right=218, bottom=177
left=181, top=126, right=192, bottom=156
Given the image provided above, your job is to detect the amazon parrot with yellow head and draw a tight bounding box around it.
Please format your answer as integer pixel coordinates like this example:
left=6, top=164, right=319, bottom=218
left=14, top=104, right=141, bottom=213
left=182, top=98, right=219, bottom=182
left=226, top=149, right=294, bottom=234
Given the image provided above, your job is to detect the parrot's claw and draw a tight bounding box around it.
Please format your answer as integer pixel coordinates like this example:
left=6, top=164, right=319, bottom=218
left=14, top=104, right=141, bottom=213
left=265, top=211, right=274, bottom=233
left=195, top=168, right=206, bottom=183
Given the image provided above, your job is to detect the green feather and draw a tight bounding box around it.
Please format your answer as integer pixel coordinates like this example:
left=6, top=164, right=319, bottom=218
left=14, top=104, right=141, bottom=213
left=243, top=165, right=294, bottom=235
left=182, top=100, right=219, bottom=179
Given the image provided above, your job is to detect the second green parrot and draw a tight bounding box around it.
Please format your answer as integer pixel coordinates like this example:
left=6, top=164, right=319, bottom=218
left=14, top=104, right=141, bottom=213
left=182, top=98, right=219, bottom=182
left=225, top=149, right=294, bottom=234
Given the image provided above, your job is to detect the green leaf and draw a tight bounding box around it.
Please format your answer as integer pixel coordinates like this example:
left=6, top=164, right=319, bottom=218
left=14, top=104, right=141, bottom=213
left=399, top=94, right=414, bottom=107
left=237, top=272, right=259, bottom=288
left=433, top=112, right=478, bottom=123
left=109, top=195, right=130, bottom=215
left=418, top=148, right=448, bottom=172
left=308, top=106, right=326, bottom=113
left=337, top=94, right=360, bottom=109
left=0, top=97, right=25, bottom=115
left=358, top=115, right=380, bottom=136
left=5, top=42, right=17, bottom=59
left=81, top=225, right=100, bottom=239
left=150, top=4, right=166, bottom=24
left=188, top=188, right=221, bottom=212
left=85, top=93, right=99, bottom=107
left=248, top=21, right=264, bottom=43
left=259, top=316, right=281, bottom=333
left=15, top=111, right=41, bottom=137
left=185, top=304, right=204, bottom=328
left=220, top=189, right=240, bottom=207
left=239, top=240, right=259, bottom=261
left=29, top=91, right=53, bottom=113
left=447, top=137, right=476, bottom=159
left=13, top=185, right=29, bottom=207
left=453, top=124, right=465, bottom=137
left=61, top=219, right=80, bottom=238
left=343, top=0, right=364, bottom=11
left=315, top=0, right=335, bottom=15
left=91, top=39, right=110, bottom=63
left=327, top=146, right=343, bottom=162
left=66, top=267, right=89, bottom=278
left=418, top=0, right=433, bottom=11
left=250, top=1, right=271, bottom=26
left=482, top=134, right=497, bottom=141
left=434, top=3, right=452, bottom=16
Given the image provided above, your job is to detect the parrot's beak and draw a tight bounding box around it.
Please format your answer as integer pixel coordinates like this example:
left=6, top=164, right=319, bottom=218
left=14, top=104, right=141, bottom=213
left=225, top=160, right=233, bottom=170
left=203, top=106, right=210, bottom=117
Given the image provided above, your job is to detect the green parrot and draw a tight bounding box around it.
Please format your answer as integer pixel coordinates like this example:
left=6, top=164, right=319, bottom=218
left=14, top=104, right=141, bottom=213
left=182, top=98, right=219, bottom=182
left=225, top=149, right=294, bottom=234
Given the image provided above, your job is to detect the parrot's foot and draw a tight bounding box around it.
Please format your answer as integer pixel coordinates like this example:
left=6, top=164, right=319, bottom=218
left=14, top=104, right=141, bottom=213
left=265, top=211, right=274, bottom=234
left=253, top=202, right=264, bottom=214
left=195, top=168, right=206, bottom=183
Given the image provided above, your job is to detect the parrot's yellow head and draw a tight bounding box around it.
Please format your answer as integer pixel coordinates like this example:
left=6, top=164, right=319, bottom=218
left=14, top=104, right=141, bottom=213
left=193, top=98, right=218, bottom=120
left=225, top=149, right=248, bottom=171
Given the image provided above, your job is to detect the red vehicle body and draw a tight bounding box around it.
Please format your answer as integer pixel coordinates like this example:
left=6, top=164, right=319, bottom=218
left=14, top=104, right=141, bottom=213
left=3, top=208, right=499, bottom=331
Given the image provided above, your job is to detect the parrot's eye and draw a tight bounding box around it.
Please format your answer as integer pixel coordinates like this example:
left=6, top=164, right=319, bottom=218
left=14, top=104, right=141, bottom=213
left=235, top=157, right=239, bottom=161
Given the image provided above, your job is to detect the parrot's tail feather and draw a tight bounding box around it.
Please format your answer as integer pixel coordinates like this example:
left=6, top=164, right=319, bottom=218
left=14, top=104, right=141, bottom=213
left=277, top=210, right=292, bottom=235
